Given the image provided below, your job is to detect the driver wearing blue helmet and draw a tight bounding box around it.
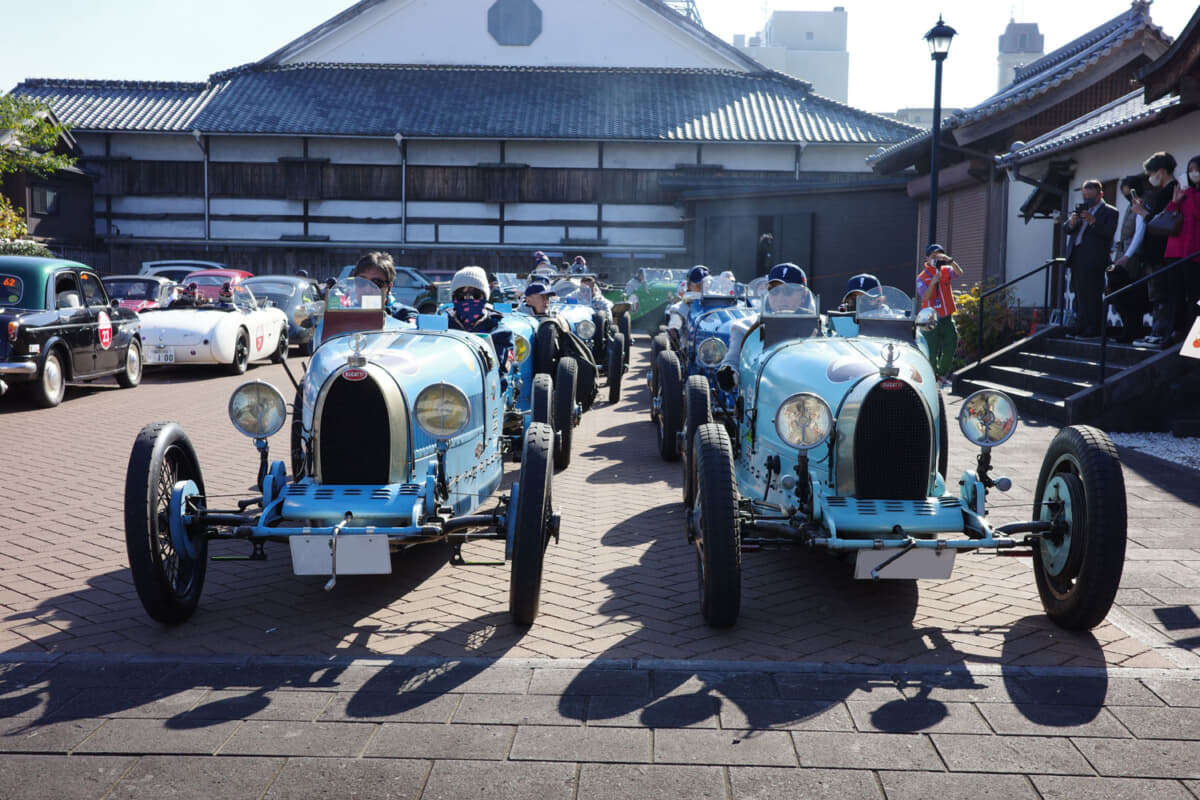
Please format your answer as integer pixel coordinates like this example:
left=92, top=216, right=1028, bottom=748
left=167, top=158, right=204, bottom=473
left=665, top=265, right=710, bottom=349
left=716, top=263, right=807, bottom=391
left=839, top=273, right=881, bottom=312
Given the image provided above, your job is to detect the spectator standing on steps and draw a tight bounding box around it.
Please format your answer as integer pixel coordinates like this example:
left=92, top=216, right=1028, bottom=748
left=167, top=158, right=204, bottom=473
left=1110, top=175, right=1150, bottom=343
left=1063, top=179, right=1119, bottom=338
left=1163, top=154, right=1200, bottom=336
left=1132, top=151, right=1179, bottom=347
left=916, top=244, right=963, bottom=387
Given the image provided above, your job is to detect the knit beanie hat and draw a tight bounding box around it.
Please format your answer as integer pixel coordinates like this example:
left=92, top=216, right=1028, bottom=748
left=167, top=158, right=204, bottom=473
left=451, top=266, right=490, bottom=300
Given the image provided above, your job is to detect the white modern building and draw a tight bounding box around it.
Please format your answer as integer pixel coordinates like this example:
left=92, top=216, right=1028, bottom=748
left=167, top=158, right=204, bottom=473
left=734, top=8, right=849, bottom=104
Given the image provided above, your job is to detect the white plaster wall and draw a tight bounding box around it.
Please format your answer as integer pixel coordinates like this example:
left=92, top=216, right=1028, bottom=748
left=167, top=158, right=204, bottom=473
left=603, top=204, right=680, bottom=223
left=210, top=198, right=304, bottom=215
left=438, top=224, right=500, bottom=244
left=603, top=143, right=699, bottom=169
left=1004, top=189, right=1057, bottom=308
left=108, top=133, right=203, bottom=161
left=801, top=144, right=876, bottom=172
left=309, top=222, right=404, bottom=242
left=310, top=200, right=405, bottom=217
left=112, top=220, right=204, bottom=238
left=506, top=203, right=596, bottom=221
left=307, top=138, right=402, bottom=164
left=504, top=226, right=569, bottom=245
left=407, top=201, right=498, bottom=219
left=280, top=0, right=748, bottom=71
left=105, top=196, right=205, bottom=214
left=407, top=141, right=502, bottom=166
left=504, top=142, right=599, bottom=168
left=604, top=227, right=685, bottom=248
left=785, top=50, right=849, bottom=104
left=211, top=221, right=304, bottom=239
left=406, top=224, right=436, bottom=242
left=209, top=137, right=303, bottom=163
left=702, top=144, right=795, bottom=172
left=567, top=225, right=601, bottom=239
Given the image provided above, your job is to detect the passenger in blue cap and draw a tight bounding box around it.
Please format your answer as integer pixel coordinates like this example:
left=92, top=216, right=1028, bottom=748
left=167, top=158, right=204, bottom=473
left=717, top=263, right=808, bottom=390
left=666, top=265, right=711, bottom=348
left=519, top=281, right=556, bottom=318
left=840, top=273, right=881, bottom=312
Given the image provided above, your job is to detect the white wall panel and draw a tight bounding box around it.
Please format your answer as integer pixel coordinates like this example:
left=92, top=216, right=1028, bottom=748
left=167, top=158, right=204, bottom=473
left=704, top=143, right=795, bottom=171
left=310, top=200, right=405, bottom=217
left=309, top=222, right=404, bottom=242
left=307, top=138, right=400, bottom=164
left=439, top=225, right=500, bottom=244
left=210, top=198, right=304, bottom=215
left=407, top=201, right=498, bottom=219
left=603, top=142, right=698, bottom=169
left=108, top=133, right=202, bottom=160
left=505, top=141, right=599, bottom=168
left=209, top=137, right=303, bottom=162
left=567, top=225, right=601, bottom=240
left=407, top=141, right=501, bottom=166
left=109, top=196, right=205, bottom=214
left=505, top=203, right=596, bottom=221
left=119, top=220, right=205, bottom=238
left=210, top=221, right=304, bottom=239
left=801, top=144, right=875, bottom=172
left=406, top=224, right=437, bottom=242
left=603, top=228, right=686, bottom=248
left=602, top=204, right=680, bottom=223
left=503, top=226, right=568, bottom=245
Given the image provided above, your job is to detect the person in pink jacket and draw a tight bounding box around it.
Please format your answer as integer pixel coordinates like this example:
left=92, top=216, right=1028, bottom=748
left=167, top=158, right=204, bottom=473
left=1164, top=154, right=1200, bottom=336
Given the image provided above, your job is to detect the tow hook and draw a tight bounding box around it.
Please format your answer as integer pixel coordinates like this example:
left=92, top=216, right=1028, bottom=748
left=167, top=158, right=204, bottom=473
left=324, top=512, right=353, bottom=591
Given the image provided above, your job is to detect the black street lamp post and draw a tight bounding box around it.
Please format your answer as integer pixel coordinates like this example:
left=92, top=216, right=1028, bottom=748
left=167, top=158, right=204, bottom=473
left=925, top=17, right=957, bottom=250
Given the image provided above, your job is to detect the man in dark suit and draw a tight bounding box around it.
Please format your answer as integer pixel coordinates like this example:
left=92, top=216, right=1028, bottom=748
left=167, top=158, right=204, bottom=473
left=1064, top=179, right=1119, bottom=337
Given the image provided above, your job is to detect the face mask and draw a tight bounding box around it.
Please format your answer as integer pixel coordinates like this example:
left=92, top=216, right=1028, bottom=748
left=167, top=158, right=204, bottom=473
left=1149, top=173, right=1163, bottom=188
left=454, top=297, right=486, bottom=326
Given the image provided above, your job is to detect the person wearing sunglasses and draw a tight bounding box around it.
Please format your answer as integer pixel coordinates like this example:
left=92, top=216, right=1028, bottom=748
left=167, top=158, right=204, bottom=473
left=352, top=251, right=417, bottom=322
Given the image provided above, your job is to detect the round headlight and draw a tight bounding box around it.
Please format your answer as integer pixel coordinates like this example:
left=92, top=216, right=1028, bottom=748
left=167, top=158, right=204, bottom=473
left=697, top=337, right=727, bottom=366
left=513, top=334, right=531, bottom=363
left=228, top=381, right=287, bottom=439
left=576, top=319, right=596, bottom=340
left=775, top=393, right=834, bottom=450
left=959, top=389, right=1018, bottom=446
left=414, top=382, right=471, bottom=439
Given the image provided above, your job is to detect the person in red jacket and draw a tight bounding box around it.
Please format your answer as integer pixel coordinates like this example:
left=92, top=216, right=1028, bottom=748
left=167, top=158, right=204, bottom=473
left=1164, top=154, right=1200, bottom=337
left=917, top=244, right=963, bottom=387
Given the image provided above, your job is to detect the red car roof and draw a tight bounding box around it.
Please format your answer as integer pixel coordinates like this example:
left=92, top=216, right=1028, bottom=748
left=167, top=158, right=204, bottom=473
left=184, top=269, right=253, bottom=281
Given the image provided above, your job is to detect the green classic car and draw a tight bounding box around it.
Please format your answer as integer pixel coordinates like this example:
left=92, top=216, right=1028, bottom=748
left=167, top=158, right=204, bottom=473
left=623, top=267, right=689, bottom=332
left=0, top=256, right=143, bottom=407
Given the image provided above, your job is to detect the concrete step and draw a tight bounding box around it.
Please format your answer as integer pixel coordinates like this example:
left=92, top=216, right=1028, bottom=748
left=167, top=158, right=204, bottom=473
left=983, top=364, right=1093, bottom=399
left=1015, top=351, right=1123, bottom=382
left=1037, top=336, right=1156, bottom=368
left=956, top=377, right=1068, bottom=425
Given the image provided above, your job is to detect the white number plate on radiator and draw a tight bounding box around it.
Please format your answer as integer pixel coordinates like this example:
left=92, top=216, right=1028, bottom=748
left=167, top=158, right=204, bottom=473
left=854, top=547, right=956, bottom=580
left=289, top=535, right=391, bottom=575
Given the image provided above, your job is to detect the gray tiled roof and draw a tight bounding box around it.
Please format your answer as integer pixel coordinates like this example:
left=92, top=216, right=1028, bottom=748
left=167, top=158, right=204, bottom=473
left=869, top=1, right=1166, bottom=171
left=16, top=64, right=917, bottom=144
left=997, top=89, right=1181, bottom=165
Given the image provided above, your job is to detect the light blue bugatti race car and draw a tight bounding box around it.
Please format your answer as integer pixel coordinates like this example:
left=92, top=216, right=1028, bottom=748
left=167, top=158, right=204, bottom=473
left=686, top=283, right=1128, bottom=633
left=124, top=278, right=559, bottom=627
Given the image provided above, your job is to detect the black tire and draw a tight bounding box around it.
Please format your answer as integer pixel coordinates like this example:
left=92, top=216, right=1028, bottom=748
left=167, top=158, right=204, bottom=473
left=291, top=381, right=306, bottom=479
left=591, top=311, right=608, bottom=362
left=607, top=333, right=624, bottom=404
left=116, top=338, right=143, bottom=389
left=618, top=312, right=632, bottom=366
left=1031, top=425, right=1127, bottom=631
left=937, top=392, right=949, bottom=480
left=227, top=329, right=250, bottom=375
left=510, top=422, right=553, bottom=625
left=683, top=374, right=712, bottom=506
left=656, top=349, right=683, bottom=461
left=692, top=423, right=741, bottom=627
left=272, top=326, right=289, bottom=364
left=533, top=322, right=558, bottom=378
left=32, top=349, right=67, bottom=408
left=531, top=372, right=553, bottom=426
left=124, top=422, right=208, bottom=623
left=553, top=357, right=578, bottom=471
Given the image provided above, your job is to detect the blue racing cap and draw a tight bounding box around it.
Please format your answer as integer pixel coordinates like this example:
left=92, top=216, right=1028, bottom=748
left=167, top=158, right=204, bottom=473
left=767, top=262, right=807, bottom=286
left=524, top=282, right=555, bottom=298
left=844, top=273, right=880, bottom=296
left=926, top=243, right=945, bottom=256
left=687, top=265, right=710, bottom=285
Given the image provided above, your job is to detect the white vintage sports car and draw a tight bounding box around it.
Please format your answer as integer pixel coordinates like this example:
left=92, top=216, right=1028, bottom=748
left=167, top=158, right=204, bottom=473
left=139, top=284, right=289, bottom=373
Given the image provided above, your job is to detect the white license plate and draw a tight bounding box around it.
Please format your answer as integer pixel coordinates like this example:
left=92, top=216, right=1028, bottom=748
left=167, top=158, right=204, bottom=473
left=147, top=348, right=175, bottom=364
left=854, top=547, right=956, bottom=580
left=289, top=534, right=391, bottom=576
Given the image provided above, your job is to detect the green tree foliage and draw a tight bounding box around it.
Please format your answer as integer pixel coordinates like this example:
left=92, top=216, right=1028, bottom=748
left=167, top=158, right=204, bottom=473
left=0, top=193, right=26, bottom=239
left=0, top=94, right=75, bottom=179
left=953, top=283, right=1028, bottom=366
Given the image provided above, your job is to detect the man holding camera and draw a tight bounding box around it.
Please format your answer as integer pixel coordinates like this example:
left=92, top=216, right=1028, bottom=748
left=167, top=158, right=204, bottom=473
left=1064, top=179, right=1118, bottom=338
left=917, top=245, right=962, bottom=387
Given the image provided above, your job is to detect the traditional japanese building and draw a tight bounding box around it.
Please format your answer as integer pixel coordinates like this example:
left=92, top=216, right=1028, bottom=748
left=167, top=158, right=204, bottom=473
left=12, top=0, right=919, bottom=296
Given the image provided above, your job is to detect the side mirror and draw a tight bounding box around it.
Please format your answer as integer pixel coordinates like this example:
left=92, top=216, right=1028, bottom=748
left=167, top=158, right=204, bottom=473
left=111, top=298, right=121, bottom=309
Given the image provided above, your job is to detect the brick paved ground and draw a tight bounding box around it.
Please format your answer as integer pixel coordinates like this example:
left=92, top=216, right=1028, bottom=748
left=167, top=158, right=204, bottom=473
left=3, top=341, right=1200, bottom=796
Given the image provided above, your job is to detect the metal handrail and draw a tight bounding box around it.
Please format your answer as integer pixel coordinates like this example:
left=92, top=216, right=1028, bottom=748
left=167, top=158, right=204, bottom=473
left=976, top=258, right=1064, bottom=367
left=1098, top=247, right=1200, bottom=381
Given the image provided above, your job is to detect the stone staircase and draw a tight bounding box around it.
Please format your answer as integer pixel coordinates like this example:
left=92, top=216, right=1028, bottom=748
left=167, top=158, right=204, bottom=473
left=951, top=326, right=1186, bottom=429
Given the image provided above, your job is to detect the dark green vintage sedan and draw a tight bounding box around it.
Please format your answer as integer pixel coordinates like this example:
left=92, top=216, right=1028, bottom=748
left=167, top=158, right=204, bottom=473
left=0, top=256, right=143, bottom=407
